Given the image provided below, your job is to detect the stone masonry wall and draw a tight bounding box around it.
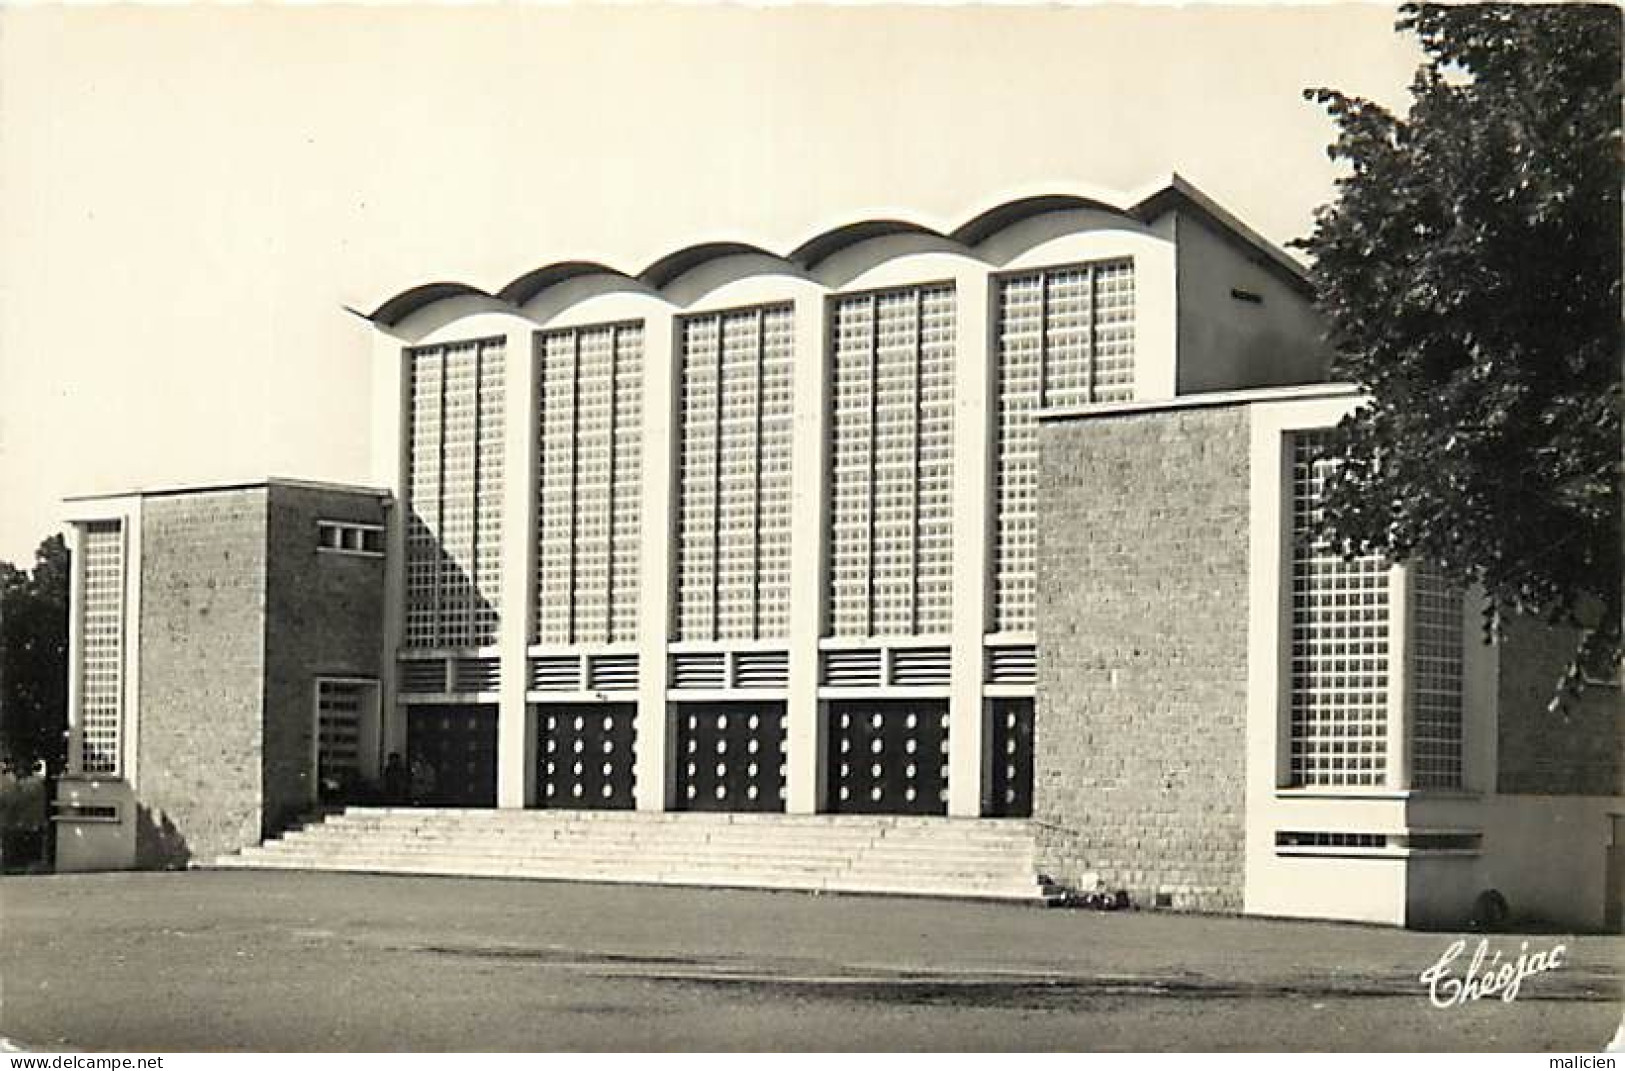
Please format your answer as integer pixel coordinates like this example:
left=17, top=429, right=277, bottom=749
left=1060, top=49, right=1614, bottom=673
left=262, top=485, right=389, bottom=835
left=1035, top=404, right=1252, bottom=912
left=136, top=488, right=269, bottom=866
left=1496, top=614, right=1623, bottom=797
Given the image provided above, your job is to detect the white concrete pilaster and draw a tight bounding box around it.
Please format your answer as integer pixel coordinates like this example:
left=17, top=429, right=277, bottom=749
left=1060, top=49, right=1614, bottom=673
left=786, top=293, right=831, bottom=814
left=498, top=327, right=539, bottom=808
left=63, top=523, right=85, bottom=779
left=119, top=501, right=143, bottom=790
left=1385, top=564, right=1413, bottom=792
left=948, top=272, right=993, bottom=817
left=635, top=315, right=678, bottom=811
left=376, top=330, right=411, bottom=764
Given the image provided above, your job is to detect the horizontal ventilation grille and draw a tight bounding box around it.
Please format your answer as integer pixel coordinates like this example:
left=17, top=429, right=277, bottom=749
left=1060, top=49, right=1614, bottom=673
left=398, top=659, right=447, bottom=694
left=889, top=646, right=951, bottom=687
left=822, top=648, right=882, bottom=688
left=1275, top=831, right=1388, bottom=849
left=732, top=651, right=789, bottom=689
left=587, top=654, right=639, bottom=692
left=530, top=656, right=582, bottom=692
left=986, top=644, right=1037, bottom=685
left=453, top=657, right=500, bottom=692
left=671, top=653, right=727, bottom=690
left=51, top=801, right=120, bottom=822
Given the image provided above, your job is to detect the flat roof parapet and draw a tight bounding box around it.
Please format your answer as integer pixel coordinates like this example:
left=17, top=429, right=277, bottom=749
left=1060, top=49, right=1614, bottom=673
left=63, top=477, right=393, bottom=504
left=1037, top=383, right=1361, bottom=424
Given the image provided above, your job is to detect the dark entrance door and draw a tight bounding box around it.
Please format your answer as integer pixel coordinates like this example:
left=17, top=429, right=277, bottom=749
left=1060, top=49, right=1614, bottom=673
left=406, top=704, right=498, bottom=807
left=988, top=698, right=1034, bottom=818
left=537, top=704, right=637, bottom=809
left=827, top=700, right=948, bottom=815
left=674, top=702, right=787, bottom=812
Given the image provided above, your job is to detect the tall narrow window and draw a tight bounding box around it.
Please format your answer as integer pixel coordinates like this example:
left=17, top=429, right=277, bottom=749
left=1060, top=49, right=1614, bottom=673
left=1409, top=567, right=1465, bottom=789
left=993, top=259, right=1136, bottom=632
left=534, top=322, right=643, bottom=645
left=316, top=679, right=372, bottom=800
left=78, top=520, right=125, bottom=776
left=675, top=304, right=794, bottom=641
left=827, top=284, right=955, bottom=637
left=405, top=338, right=505, bottom=649
left=1288, top=432, right=1389, bottom=787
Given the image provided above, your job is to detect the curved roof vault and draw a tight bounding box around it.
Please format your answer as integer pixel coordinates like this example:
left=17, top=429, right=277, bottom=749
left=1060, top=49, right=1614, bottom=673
left=366, top=282, right=494, bottom=328
left=950, top=194, right=1128, bottom=247
left=361, top=178, right=1312, bottom=325
left=496, top=261, right=631, bottom=307
left=636, top=241, right=782, bottom=290
left=788, top=219, right=947, bottom=270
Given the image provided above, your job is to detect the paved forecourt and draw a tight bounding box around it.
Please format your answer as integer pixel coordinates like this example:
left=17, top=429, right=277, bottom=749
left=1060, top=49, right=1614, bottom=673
left=2, top=871, right=1619, bottom=1052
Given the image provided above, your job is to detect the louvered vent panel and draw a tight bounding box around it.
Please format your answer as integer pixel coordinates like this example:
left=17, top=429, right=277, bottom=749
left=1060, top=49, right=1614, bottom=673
left=452, top=657, right=501, bottom=692
left=671, top=653, right=727, bottom=690
left=821, top=648, right=883, bottom=688
left=985, top=644, right=1037, bottom=685
left=398, top=659, right=448, bottom=694
left=587, top=654, right=639, bottom=692
left=530, top=655, right=582, bottom=692
left=889, top=646, right=951, bottom=687
left=732, top=651, right=789, bottom=689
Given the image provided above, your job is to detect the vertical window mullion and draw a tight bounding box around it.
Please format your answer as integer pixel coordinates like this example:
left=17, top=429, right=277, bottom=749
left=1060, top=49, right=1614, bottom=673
left=751, top=308, right=766, bottom=640
left=909, top=287, right=924, bottom=635
left=1037, top=271, right=1050, bottom=408
left=709, top=320, right=724, bottom=641
left=433, top=347, right=448, bottom=646
left=864, top=293, right=879, bottom=638
left=567, top=332, right=582, bottom=644
left=1085, top=264, right=1098, bottom=404
left=469, top=345, right=482, bottom=648
left=603, top=326, right=619, bottom=643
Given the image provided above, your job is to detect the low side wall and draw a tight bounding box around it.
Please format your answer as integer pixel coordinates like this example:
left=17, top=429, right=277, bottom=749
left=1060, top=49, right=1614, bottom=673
left=1035, top=404, right=1252, bottom=911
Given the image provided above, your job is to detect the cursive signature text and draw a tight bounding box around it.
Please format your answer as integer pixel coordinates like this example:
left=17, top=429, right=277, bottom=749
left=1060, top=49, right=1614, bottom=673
left=1420, top=937, right=1566, bottom=1008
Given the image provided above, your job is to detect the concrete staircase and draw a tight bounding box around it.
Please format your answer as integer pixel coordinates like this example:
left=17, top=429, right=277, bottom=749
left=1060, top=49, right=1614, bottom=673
left=210, top=807, right=1059, bottom=904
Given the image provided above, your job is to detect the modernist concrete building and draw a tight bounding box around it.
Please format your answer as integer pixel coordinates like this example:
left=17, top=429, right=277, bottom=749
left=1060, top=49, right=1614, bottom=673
left=54, top=177, right=1622, bottom=929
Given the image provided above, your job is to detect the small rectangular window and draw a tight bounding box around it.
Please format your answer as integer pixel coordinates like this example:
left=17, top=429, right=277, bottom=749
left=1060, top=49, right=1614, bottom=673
left=318, top=520, right=385, bottom=558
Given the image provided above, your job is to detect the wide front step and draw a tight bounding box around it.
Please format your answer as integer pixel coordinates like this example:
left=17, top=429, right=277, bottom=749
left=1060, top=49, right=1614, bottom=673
left=211, top=807, right=1057, bottom=904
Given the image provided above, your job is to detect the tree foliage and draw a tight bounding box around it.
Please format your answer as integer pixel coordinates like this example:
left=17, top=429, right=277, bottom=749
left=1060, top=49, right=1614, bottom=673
left=0, top=535, right=70, bottom=775
left=1299, top=3, right=1623, bottom=698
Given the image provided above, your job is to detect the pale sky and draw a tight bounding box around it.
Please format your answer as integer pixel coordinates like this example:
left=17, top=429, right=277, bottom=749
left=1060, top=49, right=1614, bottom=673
left=0, top=3, right=1421, bottom=565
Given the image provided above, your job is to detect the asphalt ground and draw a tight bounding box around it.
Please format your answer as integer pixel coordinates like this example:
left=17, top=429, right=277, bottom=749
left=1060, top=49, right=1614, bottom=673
left=0, top=870, right=1620, bottom=1052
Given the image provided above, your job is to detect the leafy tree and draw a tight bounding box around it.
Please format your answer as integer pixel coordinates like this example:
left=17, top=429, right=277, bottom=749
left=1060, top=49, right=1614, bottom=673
left=0, top=535, right=70, bottom=775
left=1299, top=3, right=1622, bottom=701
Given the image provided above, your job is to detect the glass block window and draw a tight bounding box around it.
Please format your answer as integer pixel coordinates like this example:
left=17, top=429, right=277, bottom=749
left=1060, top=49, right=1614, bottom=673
left=404, top=338, right=505, bottom=649
left=675, top=304, right=794, bottom=641
left=316, top=680, right=366, bottom=799
left=535, top=322, right=643, bottom=645
left=992, top=259, right=1135, bottom=632
left=827, top=284, right=955, bottom=637
left=78, top=521, right=125, bottom=776
left=1288, top=432, right=1390, bottom=787
left=1410, top=567, right=1465, bottom=789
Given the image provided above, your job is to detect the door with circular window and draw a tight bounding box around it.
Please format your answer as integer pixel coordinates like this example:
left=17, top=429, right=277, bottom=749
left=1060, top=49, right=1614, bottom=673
left=826, top=700, right=948, bottom=815
left=536, top=704, right=637, bottom=809
left=674, top=702, right=786, bottom=812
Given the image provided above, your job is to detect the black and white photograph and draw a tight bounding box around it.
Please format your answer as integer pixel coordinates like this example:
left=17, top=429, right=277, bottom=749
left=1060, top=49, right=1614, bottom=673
left=0, top=0, right=1619, bottom=1056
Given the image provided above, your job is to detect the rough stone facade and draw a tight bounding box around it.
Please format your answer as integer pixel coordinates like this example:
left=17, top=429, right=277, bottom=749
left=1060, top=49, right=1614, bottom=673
left=136, top=488, right=270, bottom=867
left=133, top=482, right=388, bottom=867
left=262, top=485, right=388, bottom=834
left=1496, top=615, right=1623, bottom=797
left=1034, top=403, right=1251, bottom=912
